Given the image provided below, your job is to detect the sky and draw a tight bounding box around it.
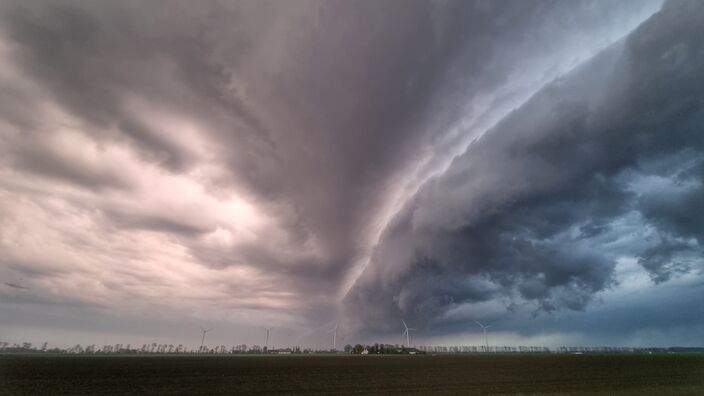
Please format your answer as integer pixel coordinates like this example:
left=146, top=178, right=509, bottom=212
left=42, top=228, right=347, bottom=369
left=1, top=0, right=703, bottom=350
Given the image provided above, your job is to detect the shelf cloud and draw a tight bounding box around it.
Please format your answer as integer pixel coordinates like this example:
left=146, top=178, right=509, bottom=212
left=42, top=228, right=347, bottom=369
left=344, top=0, right=704, bottom=338
left=1, top=0, right=702, bottom=347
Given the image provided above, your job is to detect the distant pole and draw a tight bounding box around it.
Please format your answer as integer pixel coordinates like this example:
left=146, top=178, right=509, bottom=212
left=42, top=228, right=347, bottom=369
left=265, top=328, right=270, bottom=351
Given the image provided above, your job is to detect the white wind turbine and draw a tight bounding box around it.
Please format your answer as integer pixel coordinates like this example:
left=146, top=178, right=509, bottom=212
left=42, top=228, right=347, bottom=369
left=200, top=326, right=213, bottom=352
left=474, top=320, right=491, bottom=350
left=402, top=320, right=415, bottom=348
left=328, top=321, right=339, bottom=351
left=265, top=328, right=271, bottom=351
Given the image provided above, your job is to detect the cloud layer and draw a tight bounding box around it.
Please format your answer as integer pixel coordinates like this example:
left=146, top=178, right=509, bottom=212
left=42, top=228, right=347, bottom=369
left=344, top=0, right=704, bottom=339
left=1, top=0, right=701, bottom=347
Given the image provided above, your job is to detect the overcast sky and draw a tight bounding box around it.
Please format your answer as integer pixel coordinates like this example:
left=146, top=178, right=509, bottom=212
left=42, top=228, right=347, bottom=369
left=1, top=0, right=703, bottom=350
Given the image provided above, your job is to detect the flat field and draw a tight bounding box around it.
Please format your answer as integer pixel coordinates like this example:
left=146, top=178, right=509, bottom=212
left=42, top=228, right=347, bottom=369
left=1, top=354, right=703, bottom=395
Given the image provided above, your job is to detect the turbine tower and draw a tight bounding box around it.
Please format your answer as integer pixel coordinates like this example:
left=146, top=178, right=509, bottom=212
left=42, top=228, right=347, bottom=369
left=402, top=320, right=415, bottom=348
left=200, top=326, right=213, bottom=352
left=265, top=328, right=271, bottom=351
left=474, top=320, right=491, bottom=350
left=328, top=321, right=338, bottom=351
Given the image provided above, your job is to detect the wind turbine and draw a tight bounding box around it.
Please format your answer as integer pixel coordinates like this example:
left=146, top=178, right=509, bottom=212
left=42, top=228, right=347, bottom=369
left=265, top=328, right=271, bottom=351
left=402, top=320, right=415, bottom=348
left=328, top=321, right=339, bottom=351
left=200, top=326, right=213, bottom=352
left=474, top=320, right=490, bottom=350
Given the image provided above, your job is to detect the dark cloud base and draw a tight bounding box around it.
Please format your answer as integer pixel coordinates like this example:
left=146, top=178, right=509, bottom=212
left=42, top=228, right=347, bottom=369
left=345, top=0, right=704, bottom=336
left=1, top=0, right=701, bottom=347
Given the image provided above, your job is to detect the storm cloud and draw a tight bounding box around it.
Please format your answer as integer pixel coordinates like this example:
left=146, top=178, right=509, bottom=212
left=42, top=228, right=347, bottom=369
left=1, top=0, right=701, bottom=347
left=344, top=0, right=704, bottom=339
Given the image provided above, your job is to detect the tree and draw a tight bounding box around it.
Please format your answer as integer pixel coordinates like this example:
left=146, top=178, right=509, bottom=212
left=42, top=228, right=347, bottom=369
left=344, top=344, right=352, bottom=353
left=353, top=344, right=364, bottom=354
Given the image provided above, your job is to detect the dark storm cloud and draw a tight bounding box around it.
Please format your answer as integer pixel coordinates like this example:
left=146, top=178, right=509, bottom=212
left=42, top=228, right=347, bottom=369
left=221, top=0, right=664, bottom=293
left=2, top=0, right=686, bottom=347
left=638, top=236, right=701, bottom=282
left=0, top=0, right=659, bottom=291
left=345, top=0, right=704, bottom=334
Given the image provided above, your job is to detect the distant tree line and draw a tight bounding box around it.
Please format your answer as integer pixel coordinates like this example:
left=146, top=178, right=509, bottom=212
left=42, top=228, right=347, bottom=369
left=344, top=343, right=426, bottom=354
left=2, top=341, right=703, bottom=355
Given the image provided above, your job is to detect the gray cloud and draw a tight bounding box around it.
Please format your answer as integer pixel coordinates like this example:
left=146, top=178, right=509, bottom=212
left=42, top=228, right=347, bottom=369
left=3, top=282, right=28, bottom=290
left=104, top=210, right=214, bottom=237
left=345, top=0, right=704, bottom=336
left=4, top=0, right=701, bottom=348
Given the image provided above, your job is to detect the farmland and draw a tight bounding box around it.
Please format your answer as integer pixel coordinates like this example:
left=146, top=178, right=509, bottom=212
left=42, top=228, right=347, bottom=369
left=1, top=354, right=703, bottom=395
